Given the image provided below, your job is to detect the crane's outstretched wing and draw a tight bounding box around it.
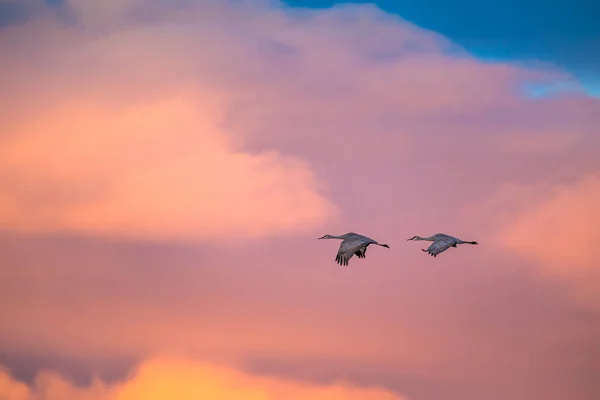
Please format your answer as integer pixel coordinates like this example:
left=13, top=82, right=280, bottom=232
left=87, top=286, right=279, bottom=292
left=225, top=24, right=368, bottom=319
left=423, top=236, right=456, bottom=257
left=336, top=237, right=369, bottom=266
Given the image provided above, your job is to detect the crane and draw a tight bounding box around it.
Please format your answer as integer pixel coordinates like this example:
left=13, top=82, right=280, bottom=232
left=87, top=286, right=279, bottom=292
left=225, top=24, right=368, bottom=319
left=318, top=232, right=389, bottom=266
left=407, top=233, right=478, bottom=257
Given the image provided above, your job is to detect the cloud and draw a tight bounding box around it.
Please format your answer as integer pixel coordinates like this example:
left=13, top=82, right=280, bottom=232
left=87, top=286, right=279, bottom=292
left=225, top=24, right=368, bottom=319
left=497, top=175, right=600, bottom=267
left=0, top=1, right=338, bottom=242
left=1, top=1, right=600, bottom=400
left=1, top=0, right=598, bottom=245
left=0, top=358, right=405, bottom=400
left=2, top=232, right=599, bottom=400
left=0, top=97, right=335, bottom=241
left=487, top=175, right=600, bottom=308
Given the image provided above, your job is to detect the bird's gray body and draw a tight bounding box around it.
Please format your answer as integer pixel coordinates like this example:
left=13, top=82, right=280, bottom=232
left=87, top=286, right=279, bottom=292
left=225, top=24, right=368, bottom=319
left=318, top=232, right=389, bottom=266
left=407, top=233, right=478, bottom=257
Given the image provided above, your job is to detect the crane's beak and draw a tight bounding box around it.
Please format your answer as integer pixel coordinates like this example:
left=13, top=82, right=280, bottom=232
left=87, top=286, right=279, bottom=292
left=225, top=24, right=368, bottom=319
left=318, top=235, right=326, bottom=239
left=406, top=237, right=413, bottom=241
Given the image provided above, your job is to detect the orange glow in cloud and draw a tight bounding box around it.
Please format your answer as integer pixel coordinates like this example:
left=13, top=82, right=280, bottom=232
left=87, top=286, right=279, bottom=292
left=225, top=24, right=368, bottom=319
left=497, top=175, right=600, bottom=268
left=485, top=175, right=600, bottom=309
left=0, top=93, right=335, bottom=241
left=0, top=358, right=405, bottom=400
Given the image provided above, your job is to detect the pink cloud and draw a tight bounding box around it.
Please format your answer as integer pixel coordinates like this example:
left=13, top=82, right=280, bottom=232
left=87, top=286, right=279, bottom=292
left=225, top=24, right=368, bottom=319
left=0, top=1, right=599, bottom=399
left=0, top=2, right=342, bottom=241
left=495, top=175, right=600, bottom=267
left=0, top=97, right=336, bottom=241
left=484, top=174, right=600, bottom=309
left=1, top=232, right=598, bottom=400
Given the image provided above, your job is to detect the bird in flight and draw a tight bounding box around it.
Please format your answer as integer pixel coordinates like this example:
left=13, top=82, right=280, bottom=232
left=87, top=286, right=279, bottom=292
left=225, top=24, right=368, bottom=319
left=318, top=232, right=389, bottom=266
left=407, top=233, right=478, bottom=257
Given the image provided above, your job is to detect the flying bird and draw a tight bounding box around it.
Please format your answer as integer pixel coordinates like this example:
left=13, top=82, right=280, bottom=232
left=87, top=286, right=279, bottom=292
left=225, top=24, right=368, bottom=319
left=407, top=233, right=478, bottom=257
left=318, top=232, right=389, bottom=266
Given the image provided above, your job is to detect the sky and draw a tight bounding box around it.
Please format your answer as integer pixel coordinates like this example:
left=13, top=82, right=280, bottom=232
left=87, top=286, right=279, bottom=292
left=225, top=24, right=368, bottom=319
left=0, top=1, right=599, bottom=400
left=284, top=0, right=600, bottom=96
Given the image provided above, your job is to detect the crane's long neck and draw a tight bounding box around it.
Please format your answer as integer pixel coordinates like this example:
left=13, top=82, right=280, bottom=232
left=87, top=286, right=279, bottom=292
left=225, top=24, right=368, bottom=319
left=327, top=235, right=347, bottom=240
left=415, top=235, right=436, bottom=241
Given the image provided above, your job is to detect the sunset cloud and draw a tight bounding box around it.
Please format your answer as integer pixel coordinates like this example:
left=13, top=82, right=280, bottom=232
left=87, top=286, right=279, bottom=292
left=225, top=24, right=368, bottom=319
left=488, top=174, right=600, bottom=308
left=0, top=358, right=404, bottom=400
left=0, top=1, right=339, bottom=242
left=0, top=96, right=335, bottom=241
left=497, top=174, right=600, bottom=267
left=0, top=1, right=599, bottom=400
left=1, top=0, right=597, bottom=244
